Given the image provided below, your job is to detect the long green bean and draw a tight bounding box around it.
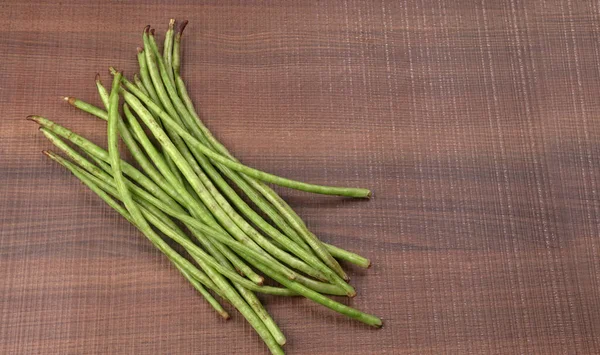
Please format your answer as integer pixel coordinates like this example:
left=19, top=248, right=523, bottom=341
left=133, top=73, right=149, bottom=96
left=254, top=259, right=382, bottom=328
left=135, top=47, right=182, bottom=183
left=172, top=20, right=187, bottom=76
left=31, top=20, right=384, bottom=354
left=162, top=19, right=176, bottom=87
left=173, top=262, right=231, bottom=320
left=125, top=103, right=296, bottom=282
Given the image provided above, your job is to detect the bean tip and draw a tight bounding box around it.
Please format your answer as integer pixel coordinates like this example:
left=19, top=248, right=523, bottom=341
left=108, top=67, right=117, bottom=75
left=26, top=115, right=39, bottom=123
left=63, top=97, right=76, bottom=105
left=137, top=46, right=144, bottom=54
left=169, top=18, right=175, bottom=28
left=144, top=25, right=150, bottom=34
left=220, top=311, right=231, bottom=320
left=177, top=20, right=189, bottom=35
left=95, top=73, right=101, bottom=82
left=150, top=28, right=155, bottom=36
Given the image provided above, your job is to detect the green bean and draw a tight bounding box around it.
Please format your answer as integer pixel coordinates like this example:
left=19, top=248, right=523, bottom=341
left=173, top=262, right=230, bottom=320
left=254, top=259, right=382, bottom=328
left=89, top=138, right=344, bottom=296
left=94, top=75, right=110, bottom=107
left=177, top=34, right=371, bottom=199
left=83, top=134, right=345, bottom=296
left=108, top=166, right=287, bottom=343
left=44, top=147, right=229, bottom=302
left=136, top=48, right=181, bottom=182
left=169, top=49, right=310, bottom=255
left=126, top=93, right=352, bottom=294
left=123, top=91, right=357, bottom=298
left=127, top=43, right=370, bottom=200
left=323, top=242, right=371, bottom=269
left=64, top=95, right=184, bottom=206
left=159, top=85, right=355, bottom=291
left=126, top=88, right=302, bottom=284
left=73, top=81, right=187, bottom=210
left=139, top=202, right=284, bottom=354
left=162, top=19, right=176, bottom=87
left=64, top=96, right=105, bottom=118
left=33, top=111, right=257, bottom=282
left=132, top=167, right=286, bottom=343
left=172, top=20, right=187, bottom=76
left=133, top=74, right=149, bottom=96
left=174, top=83, right=355, bottom=276
left=85, top=157, right=286, bottom=349
left=106, top=78, right=282, bottom=355
left=121, top=83, right=370, bottom=197
left=137, top=36, right=162, bottom=109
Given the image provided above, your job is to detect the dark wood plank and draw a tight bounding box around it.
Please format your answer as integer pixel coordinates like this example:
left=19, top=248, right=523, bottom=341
left=1, top=0, right=599, bottom=353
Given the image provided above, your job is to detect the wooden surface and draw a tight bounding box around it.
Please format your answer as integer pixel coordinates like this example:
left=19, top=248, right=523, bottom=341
left=2, top=0, right=600, bottom=354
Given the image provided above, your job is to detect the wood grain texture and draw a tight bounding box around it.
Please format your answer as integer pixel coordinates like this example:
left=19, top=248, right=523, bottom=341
left=1, top=0, right=600, bottom=353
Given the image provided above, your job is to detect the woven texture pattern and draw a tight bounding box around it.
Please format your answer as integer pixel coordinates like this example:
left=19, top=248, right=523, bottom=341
left=1, top=0, right=600, bottom=353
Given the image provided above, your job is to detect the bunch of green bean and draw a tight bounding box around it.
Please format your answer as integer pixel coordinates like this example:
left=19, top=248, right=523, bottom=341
left=30, top=20, right=381, bottom=354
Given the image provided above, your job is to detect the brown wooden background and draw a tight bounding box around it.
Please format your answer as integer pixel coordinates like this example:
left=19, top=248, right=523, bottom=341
left=2, top=0, right=600, bottom=354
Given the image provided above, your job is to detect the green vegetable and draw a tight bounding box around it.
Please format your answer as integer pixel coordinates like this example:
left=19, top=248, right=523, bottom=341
left=30, top=20, right=382, bottom=355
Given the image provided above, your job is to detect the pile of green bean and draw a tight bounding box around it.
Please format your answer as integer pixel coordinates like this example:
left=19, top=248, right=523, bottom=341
left=30, top=20, right=381, bottom=354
